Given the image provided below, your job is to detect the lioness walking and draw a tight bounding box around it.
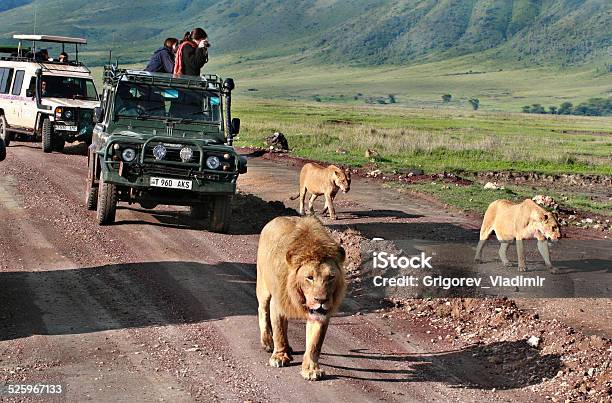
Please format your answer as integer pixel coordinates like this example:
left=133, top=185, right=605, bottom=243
left=290, top=163, right=351, bottom=220
left=256, top=216, right=346, bottom=380
left=474, top=199, right=561, bottom=273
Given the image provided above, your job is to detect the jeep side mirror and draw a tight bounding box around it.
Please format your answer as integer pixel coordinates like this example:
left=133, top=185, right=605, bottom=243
left=94, top=107, right=105, bottom=124
left=26, top=88, right=34, bottom=98
left=231, top=117, right=240, bottom=135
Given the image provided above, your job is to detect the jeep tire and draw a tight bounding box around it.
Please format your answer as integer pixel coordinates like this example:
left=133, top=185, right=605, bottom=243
left=208, top=195, right=232, bottom=233
left=53, top=137, right=65, bottom=152
left=0, top=115, right=11, bottom=148
left=42, top=118, right=53, bottom=153
left=96, top=176, right=117, bottom=225
left=85, top=175, right=98, bottom=211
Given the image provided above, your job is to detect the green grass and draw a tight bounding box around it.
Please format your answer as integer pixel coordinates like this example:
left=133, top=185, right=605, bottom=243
left=390, top=182, right=612, bottom=216
left=232, top=99, right=612, bottom=176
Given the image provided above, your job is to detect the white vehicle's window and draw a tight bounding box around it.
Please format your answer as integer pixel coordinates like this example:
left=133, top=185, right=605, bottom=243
left=0, top=68, right=14, bottom=94
left=114, top=82, right=220, bottom=122
left=40, top=76, right=98, bottom=100
left=11, top=70, right=25, bottom=96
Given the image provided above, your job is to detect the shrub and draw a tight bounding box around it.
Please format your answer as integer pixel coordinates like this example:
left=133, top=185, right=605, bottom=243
left=442, top=94, right=452, bottom=102
left=468, top=98, right=479, bottom=110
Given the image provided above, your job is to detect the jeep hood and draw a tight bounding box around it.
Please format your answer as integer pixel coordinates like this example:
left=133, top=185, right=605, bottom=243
left=42, top=98, right=99, bottom=109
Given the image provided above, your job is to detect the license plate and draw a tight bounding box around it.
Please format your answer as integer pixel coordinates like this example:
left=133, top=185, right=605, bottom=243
left=150, top=177, right=193, bottom=190
left=55, top=125, right=77, bottom=132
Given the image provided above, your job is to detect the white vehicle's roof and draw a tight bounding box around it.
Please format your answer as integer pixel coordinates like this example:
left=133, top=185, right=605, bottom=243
left=40, top=62, right=90, bottom=74
left=13, top=34, right=87, bottom=45
left=0, top=59, right=93, bottom=78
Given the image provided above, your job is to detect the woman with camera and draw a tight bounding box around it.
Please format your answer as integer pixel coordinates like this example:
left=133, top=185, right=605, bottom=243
left=173, top=28, right=210, bottom=76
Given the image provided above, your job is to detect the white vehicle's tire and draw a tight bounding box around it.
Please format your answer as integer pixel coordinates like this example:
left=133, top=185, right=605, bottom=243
left=42, top=118, right=53, bottom=153
left=0, top=115, right=11, bottom=148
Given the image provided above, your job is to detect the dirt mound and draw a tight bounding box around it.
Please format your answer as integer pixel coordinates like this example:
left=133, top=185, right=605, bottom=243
left=391, top=298, right=611, bottom=401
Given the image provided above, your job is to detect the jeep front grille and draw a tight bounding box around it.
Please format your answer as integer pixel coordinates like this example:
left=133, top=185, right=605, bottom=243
left=144, top=145, right=201, bottom=164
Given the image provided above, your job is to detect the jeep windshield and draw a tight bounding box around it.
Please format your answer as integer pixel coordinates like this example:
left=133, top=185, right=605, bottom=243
left=114, top=82, right=221, bottom=123
left=39, top=75, right=98, bottom=100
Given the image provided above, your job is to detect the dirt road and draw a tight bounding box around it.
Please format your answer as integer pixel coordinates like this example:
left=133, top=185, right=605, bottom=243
left=0, top=142, right=603, bottom=401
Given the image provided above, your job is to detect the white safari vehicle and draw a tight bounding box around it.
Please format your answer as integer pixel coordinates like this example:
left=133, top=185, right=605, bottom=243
left=0, top=34, right=99, bottom=152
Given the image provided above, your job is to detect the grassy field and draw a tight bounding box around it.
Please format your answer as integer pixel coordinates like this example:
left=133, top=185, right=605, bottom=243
left=208, top=54, right=611, bottom=113
left=232, top=99, right=612, bottom=176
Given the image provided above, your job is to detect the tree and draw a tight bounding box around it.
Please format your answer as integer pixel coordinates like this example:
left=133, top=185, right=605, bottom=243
left=548, top=106, right=557, bottom=114
left=388, top=94, right=396, bottom=103
left=442, top=94, right=452, bottom=103
left=522, top=105, right=531, bottom=113
left=530, top=103, right=545, bottom=114
left=468, top=98, right=479, bottom=110
left=558, top=102, right=573, bottom=115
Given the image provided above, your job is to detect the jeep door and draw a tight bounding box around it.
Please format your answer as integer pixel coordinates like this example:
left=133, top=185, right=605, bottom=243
left=9, top=69, right=27, bottom=127
left=20, top=76, right=38, bottom=129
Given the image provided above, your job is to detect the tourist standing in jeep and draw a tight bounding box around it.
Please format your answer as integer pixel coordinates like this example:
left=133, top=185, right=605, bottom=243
left=173, top=28, right=209, bottom=76
left=0, top=34, right=99, bottom=152
left=85, top=66, right=246, bottom=232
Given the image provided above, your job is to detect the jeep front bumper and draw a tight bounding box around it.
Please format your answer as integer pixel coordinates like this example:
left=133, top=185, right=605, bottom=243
left=99, top=136, right=244, bottom=196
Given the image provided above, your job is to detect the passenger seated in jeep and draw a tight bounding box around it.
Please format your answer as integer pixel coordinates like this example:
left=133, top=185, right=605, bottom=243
left=59, top=52, right=69, bottom=63
left=35, top=49, right=50, bottom=62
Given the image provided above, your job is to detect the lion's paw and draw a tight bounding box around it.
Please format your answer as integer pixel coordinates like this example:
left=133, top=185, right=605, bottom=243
left=518, top=265, right=528, bottom=272
left=301, top=368, right=325, bottom=381
left=261, top=333, right=274, bottom=353
left=269, top=352, right=292, bottom=368
left=549, top=266, right=559, bottom=274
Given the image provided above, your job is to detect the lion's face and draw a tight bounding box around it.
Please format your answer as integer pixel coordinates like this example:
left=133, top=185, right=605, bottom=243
left=296, top=259, right=344, bottom=322
left=333, top=169, right=351, bottom=193
left=535, top=211, right=561, bottom=240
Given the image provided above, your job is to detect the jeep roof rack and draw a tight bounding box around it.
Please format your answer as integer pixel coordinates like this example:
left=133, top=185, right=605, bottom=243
left=12, top=34, right=87, bottom=64
left=103, top=66, right=222, bottom=90
left=13, top=34, right=87, bottom=44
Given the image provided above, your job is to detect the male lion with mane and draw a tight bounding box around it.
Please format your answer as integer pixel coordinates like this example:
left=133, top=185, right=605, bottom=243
left=256, top=216, right=346, bottom=380
left=474, top=199, right=561, bottom=272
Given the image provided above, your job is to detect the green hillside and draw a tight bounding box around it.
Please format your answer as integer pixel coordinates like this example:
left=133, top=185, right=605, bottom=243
left=0, top=0, right=609, bottom=68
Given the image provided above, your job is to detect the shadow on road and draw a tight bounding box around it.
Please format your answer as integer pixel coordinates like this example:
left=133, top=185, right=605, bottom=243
left=322, top=340, right=562, bottom=390
left=112, top=192, right=299, bottom=235
left=329, top=221, right=479, bottom=241
left=344, top=210, right=424, bottom=220
left=0, top=261, right=257, bottom=342
left=0, top=260, right=561, bottom=390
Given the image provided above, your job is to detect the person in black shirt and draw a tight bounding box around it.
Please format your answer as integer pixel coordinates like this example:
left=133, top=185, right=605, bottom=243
left=173, top=28, right=209, bottom=76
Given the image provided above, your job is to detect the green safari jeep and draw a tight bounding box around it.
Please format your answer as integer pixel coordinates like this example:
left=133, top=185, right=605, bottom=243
left=85, top=66, right=246, bottom=232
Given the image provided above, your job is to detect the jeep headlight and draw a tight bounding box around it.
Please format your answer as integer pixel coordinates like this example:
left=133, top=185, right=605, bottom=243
left=180, top=147, right=193, bottom=163
left=206, top=155, right=220, bottom=170
left=64, top=109, right=74, bottom=120
left=121, top=148, right=137, bottom=162
left=153, top=144, right=167, bottom=160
